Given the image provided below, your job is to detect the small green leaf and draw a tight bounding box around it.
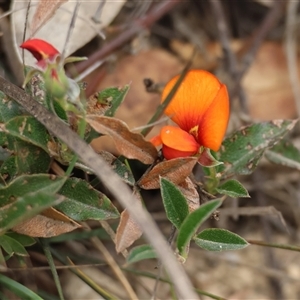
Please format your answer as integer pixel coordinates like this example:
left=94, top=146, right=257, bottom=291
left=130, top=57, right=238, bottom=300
left=113, top=158, right=135, bottom=186
left=0, top=140, right=51, bottom=182
left=216, top=179, right=250, bottom=198
left=0, top=235, right=28, bottom=257
left=5, top=232, right=36, bottom=247
left=265, top=140, right=300, bottom=170
left=0, top=174, right=66, bottom=207
left=0, top=274, right=43, bottom=300
left=127, top=244, right=157, bottom=264
left=160, top=177, right=189, bottom=229
left=194, top=228, right=249, bottom=251
left=0, top=192, right=64, bottom=234
left=56, top=178, right=120, bottom=221
left=101, top=85, right=130, bottom=117
left=218, top=120, right=298, bottom=177
left=176, top=199, right=222, bottom=256
left=0, top=92, right=24, bottom=122
left=5, top=116, right=50, bottom=152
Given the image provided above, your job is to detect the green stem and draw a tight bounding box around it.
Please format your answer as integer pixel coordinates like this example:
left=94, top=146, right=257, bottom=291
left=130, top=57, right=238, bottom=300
left=40, top=239, right=65, bottom=300
left=248, top=240, right=300, bottom=252
left=205, top=166, right=220, bottom=194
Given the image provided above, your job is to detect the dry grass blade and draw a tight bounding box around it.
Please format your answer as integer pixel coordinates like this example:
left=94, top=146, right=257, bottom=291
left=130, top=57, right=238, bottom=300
left=30, top=0, right=68, bottom=36
left=86, top=224, right=139, bottom=300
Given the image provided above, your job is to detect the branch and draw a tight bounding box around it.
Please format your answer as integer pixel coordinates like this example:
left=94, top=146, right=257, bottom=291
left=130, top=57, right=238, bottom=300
left=0, top=76, right=198, bottom=300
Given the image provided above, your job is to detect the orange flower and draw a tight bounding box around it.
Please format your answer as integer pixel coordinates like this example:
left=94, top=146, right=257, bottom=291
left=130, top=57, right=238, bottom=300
left=151, top=70, right=229, bottom=160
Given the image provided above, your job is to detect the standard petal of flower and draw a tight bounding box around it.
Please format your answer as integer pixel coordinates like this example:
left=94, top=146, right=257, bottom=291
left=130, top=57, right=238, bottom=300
left=161, top=70, right=223, bottom=132
left=197, top=84, right=229, bottom=151
left=20, top=39, right=59, bottom=62
left=160, top=126, right=199, bottom=152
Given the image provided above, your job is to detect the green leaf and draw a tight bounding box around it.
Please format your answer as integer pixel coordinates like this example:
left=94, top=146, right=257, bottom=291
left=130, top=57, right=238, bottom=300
left=265, top=140, right=300, bottom=170
left=218, top=120, right=298, bottom=177
left=0, top=156, right=17, bottom=183
left=5, top=232, right=36, bottom=247
left=160, top=177, right=189, bottom=229
left=56, top=177, right=120, bottom=221
left=0, top=174, right=66, bottom=207
left=216, top=179, right=250, bottom=198
left=194, top=228, right=249, bottom=251
left=176, top=199, right=222, bottom=257
left=0, top=92, right=24, bottom=122
left=0, top=235, right=28, bottom=257
left=113, top=158, right=135, bottom=186
left=0, top=192, right=64, bottom=234
left=127, top=244, right=157, bottom=264
left=0, top=140, right=51, bottom=182
left=100, top=85, right=130, bottom=117
left=0, top=274, right=43, bottom=300
left=4, top=116, right=50, bottom=152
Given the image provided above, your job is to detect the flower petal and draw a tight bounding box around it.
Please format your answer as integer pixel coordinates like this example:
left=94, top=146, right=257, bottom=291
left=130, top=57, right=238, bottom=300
left=161, top=70, right=224, bottom=132
left=20, top=39, right=59, bottom=63
left=150, top=134, right=162, bottom=147
left=160, top=126, right=199, bottom=152
left=197, top=84, right=229, bottom=151
left=162, top=145, right=197, bottom=160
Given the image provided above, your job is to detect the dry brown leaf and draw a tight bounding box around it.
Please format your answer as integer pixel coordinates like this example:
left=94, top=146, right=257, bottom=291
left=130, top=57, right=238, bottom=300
left=12, top=207, right=81, bottom=237
left=86, top=115, right=158, bottom=164
left=138, top=157, right=198, bottom=190
left=115, top=191, right=143, bottom=253
left=178, top=177, right=199, bottom=212
left=30, top=0, right=68, bottom=36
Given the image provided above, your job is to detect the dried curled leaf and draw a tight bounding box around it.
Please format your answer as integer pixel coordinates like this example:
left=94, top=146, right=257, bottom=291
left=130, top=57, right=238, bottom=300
left=115, top=190, right=143, bottom=253
left=12, top=207, right=81, bottom=238
left=178, top=177, right=199, bottom=212
left=86, top=115, right=157, bottom=164
left=138, top=157, right=198, bottom=190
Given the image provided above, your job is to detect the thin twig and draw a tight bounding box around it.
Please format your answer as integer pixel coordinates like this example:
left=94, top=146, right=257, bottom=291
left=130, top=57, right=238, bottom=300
left=0, top=76, right=199, bottom=299
left=60, top=1, right=81, bottom=67
left=285, top=0, right=300, bottom=118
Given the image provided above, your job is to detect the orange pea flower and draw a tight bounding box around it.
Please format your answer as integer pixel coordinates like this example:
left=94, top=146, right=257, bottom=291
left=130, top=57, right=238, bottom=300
left=151, top=70, right=229, bottom=160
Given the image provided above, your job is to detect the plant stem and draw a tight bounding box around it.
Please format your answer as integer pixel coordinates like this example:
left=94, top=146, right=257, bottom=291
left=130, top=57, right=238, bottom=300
left=248, top=240, right=300, bottom=252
